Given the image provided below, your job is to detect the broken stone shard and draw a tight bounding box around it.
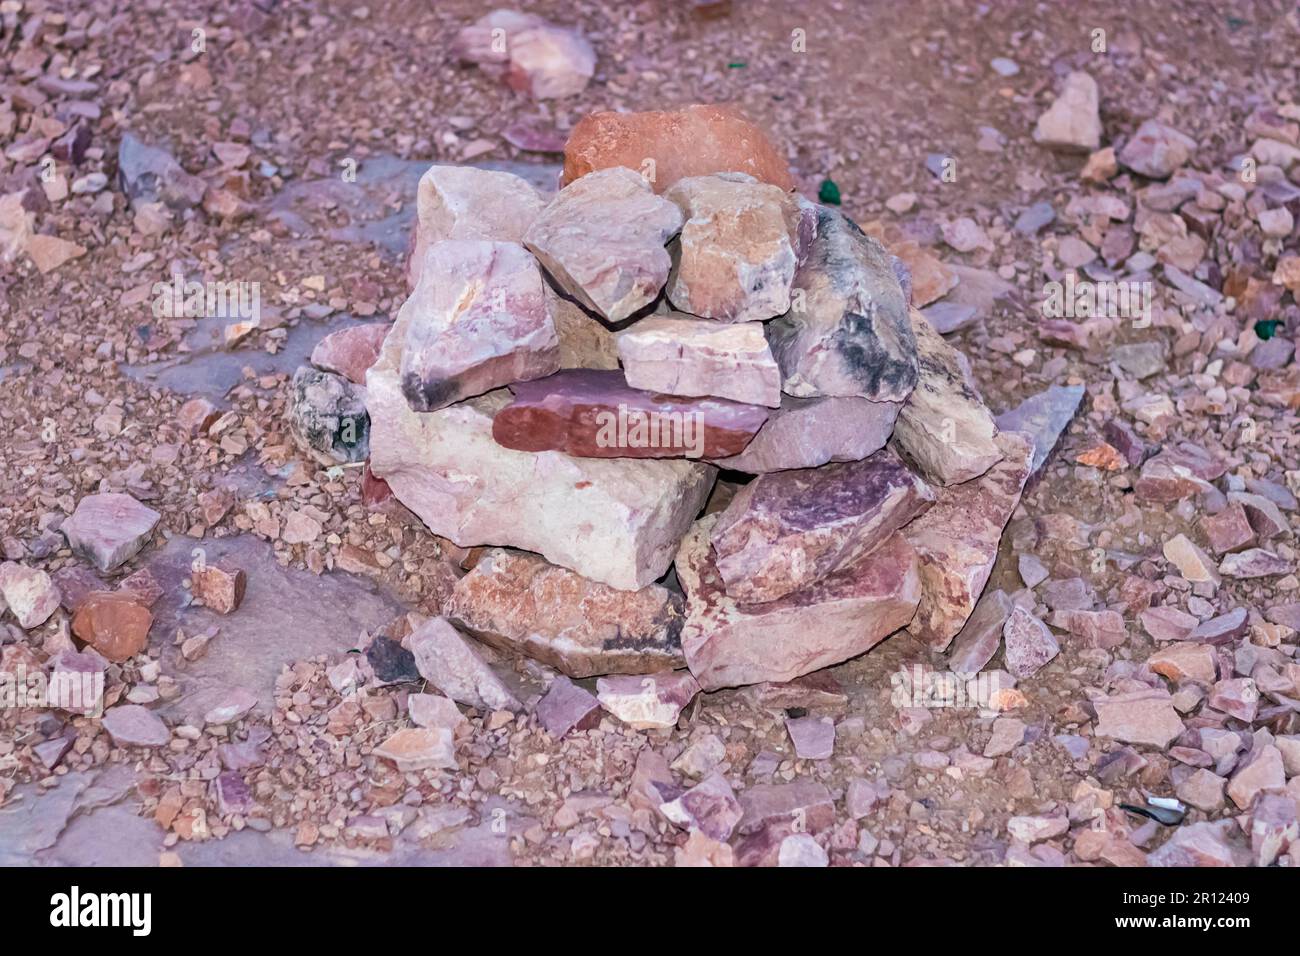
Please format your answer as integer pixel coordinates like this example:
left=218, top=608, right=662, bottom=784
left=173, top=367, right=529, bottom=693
left=994, top=384, right=1086, bottom=478
left=659, top=772, right=744, bottom=842
left=101, top=703, right=170, bottom=749
left=904, top=431, right=1033, bottom=650
left=444, top=548, right=686, bottom=678
left=407, top=164, right=547, bottom=290
left=287, top=367, right=369, bottom=465
left=0, top=562, right=60, bottom=629
left=368, top=319, right=714, bottom=589
left=409, top=616, right=522, bottom=712
left=617, top=314, right=782, bottom=408
left=709, top=394, right=900, bottom=473
left=399, top=240, right=559, bottom=412
left=117, top=132, right=206, bottom=210
left=562, top=104, right=795, bottom=194
left=309, top=323, right=388, bottom=385
left=1094, top=687, right=1186, bottom=749
left=676, top=514, right=921, bottom=691
left=892, top=308, right=1002, bottom=486
left=375, top=727, right=457, bottom=772
left=523, top=167, right=683, bottom=323
left=61, top=492, right=161, bottom=573
left=1002, top=606, right=1060, bottom=678
left=1032, top=71, right=1103, bottom=152
left=535, top=676, right=601, bottom=737
left=767, top=206, right=918, bottom=403
left=71, top=591, right=152, bottom=663
left=1119, top=120, right=1197, bottom=179
left=491, top=368, right=770, bottom=459
left=596, top=670, right=701, bottom=729
left=190, top=563, right=247, bottom=614
left=709, top=449, right=935, bottom=604
left=947, top=589, right=1013, bottom=675
left=665, top=173, right=803, bottom=323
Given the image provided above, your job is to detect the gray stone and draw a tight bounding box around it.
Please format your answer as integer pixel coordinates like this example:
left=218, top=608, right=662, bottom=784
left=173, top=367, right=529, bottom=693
left=287, top=367, right=369, bottom=465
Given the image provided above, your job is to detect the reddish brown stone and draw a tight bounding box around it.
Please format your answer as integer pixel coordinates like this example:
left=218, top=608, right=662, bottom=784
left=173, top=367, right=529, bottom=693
left=491, top=369, right=769, bottom=459
left=310, top=323, right=388, bottom=385
left=190, top=563, right=247, bottom=614
left=1197, top=502, right=1255, bottom=554
left=71, top=591, right=153, bottom=663
left=561, top=104, right=794, bottom=194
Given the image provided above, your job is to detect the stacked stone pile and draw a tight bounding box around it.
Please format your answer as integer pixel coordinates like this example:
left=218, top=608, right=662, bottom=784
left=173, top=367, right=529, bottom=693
left=296, top=105, right=1045, bottom=710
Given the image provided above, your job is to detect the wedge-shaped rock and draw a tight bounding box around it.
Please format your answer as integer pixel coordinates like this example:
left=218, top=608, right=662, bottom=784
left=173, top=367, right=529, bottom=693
left=994, top=384, right=1086, bottom=478
left=709, top=394, right=900, bottom=473
left=892, top=308, right=1002, bottom=485
left=61, top=492, right=161, bottom=573
left=767, top=206, right=917, bottom=402
left=676, top=514, right=921, bottom=690
left=400, top=239, right=559, bottom=412
left=561, top=104, right=795, bottom=193
left=710, top=449, right=934, bottom=604
left=596, top=670, right=701, bottom=729
left=368, top=321, right=715, bottom=590
left=409, top=616, right=522, bottom=712
left=407, top=164, right=546, bottom=289
left=665, top=173, right=803, bottom=323
left=491, top=368, right=769, bottom=459
left=904, top=431, right=1034, bottom=650
left=523, top=167, right=683, bottom=322
left=617, top=314, right=781, bottom=407
left=1032, top=71, right=1102, bottom=152
left=444, top=548, right=686, bottom=677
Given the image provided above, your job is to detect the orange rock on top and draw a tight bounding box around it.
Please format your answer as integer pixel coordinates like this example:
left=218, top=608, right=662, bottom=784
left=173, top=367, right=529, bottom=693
left=561, top=104, right=795, bottom=194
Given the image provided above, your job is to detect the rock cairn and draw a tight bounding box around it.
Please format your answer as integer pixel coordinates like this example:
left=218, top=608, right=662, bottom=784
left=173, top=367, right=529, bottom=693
left=296, top=105, right=1043, bottom=703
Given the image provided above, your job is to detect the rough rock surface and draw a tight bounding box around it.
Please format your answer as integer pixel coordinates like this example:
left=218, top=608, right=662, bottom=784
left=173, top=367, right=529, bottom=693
left=523, top=167, right=683, bottom=322
left=71, top=591, right=153, bottom=663
left=444, top=548, right=685, bottom=678
left=709, top=449, right=935, bottom=604
left=665, top=173, right=804, bottom=323
left=453, top=10, right=595, bottom=100
left=287, top=368, right=369, bottom=465
left=0, top=563, right=60, bottom=629
left=904, top=431, right=1034, bottom=649
left=596, top=671, right=701, bottom=729
left=767, top=206, right=918, bottom=402
left=676, top=514, right=921, bottom=690
left=60, top=493, right=161, bottom=573
left=561, top=104, right=795, bottom=193
left=1094, top=688, right=1186, bottom=748
left=399, top=239, right=559, bottom=412
left=1032, top=71, right=1102, bottom=152
left=368, top=321, right=714, bottom=589
left=892, top=308, right=1003, bottom=486
left=308, top=323, right=389, bottom=385
left=101, top=704, right=170, bottom=749
left=1119, top=120, right=1197, bottom=179
left=994, top=384, right=1086, bottom=478
left=617, top=314, right=782, bottom=408
left=409, top=616, right=522, bottom=712
left=491, top=368, right=770, bottom=459
left=710, top=395, right=900, bottom=473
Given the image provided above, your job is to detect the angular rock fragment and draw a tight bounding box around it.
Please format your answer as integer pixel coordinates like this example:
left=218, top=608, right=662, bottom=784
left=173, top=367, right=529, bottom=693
left=444, top=548, right=685, bottom=677
left=369, top=314, right=714, bottom=588
left=61, top=493, right=161, bottom=573
left=1198, top=502, right=1256, bottom=554
left=190, top=563, right=247, bottom=614
left=736, top=781, right=835, bottom=835
left=994, top=384, right=1086, bottom=479
left=101, top=704, right=170, bottom=749
left=1228, top=491, right=1289, bottom=542
left=562, top=104, right=795, bottom=194
left=596, top=670, right=700, bottom=729
left=665, top=173, right=803, bottom=323
left=534, top=676, right=601, bottom=737
left=491, top=368, right=769, bottom=459
left=400, top=240, right=559, bottom=412
left=709, top=449, right=934, bottom=604
left=1227, top=743, right=1286, bottom=810
left=0, top=562, right=60, bottom=629
left=117, top=133, right=206, bottom=210
left=1048, top=608, right=1126, bottom=649
left=1002, top=606, right=1059, bottom=678
left=767, top=208, right=918, bottom=403
left=287, top=367, right=369, bottom=465
left=409, top=616, right=522, bottom=711
left=1219, top=548, right=1293, bottom=579
left=374, top=727, right=457, bottom=772
left=453, top=10, right=594, bottom=99
left=407, top=164, right=547, bottom=290
left=523, top=167, right=683, bottom=322
left=785, top=715, right=835, bottom=760
left=550, top=289, right=620, bottom=370
left=1119, top=120, right=1197, bottom=179
left=709, top=394, right=900, bottom=473
left=71, top=592, right=152, bottom=663
left=309, top=323, right=388, bottom=385
left=408, top=693, right=469, bottom=736
left=1163, top=533, right=1220, bottom=586
left=1094, top=688, right=1186, bottom=748
left=904, top=431, right=1034, bottom=649
left=1032, top=71, right=1102, bottom=152
left=947, top=589, right=1013, bottom=674
left=617, top=314, right=782, bottom=407
left=891, top=309, right=1001, bottom=485
left=1147, top=643, right=1217, bottom=683
left=676, top=515, right=921, bottom=690
left=1134, top=444, right=1224, bottom=502
left=659, top=772, right=744, bottom=842
left=1147, top=820, right=1251, bottom=867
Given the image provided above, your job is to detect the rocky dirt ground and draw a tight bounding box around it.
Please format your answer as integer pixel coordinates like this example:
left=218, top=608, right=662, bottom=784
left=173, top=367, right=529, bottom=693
left=2, top=0, right=1300, bottom=867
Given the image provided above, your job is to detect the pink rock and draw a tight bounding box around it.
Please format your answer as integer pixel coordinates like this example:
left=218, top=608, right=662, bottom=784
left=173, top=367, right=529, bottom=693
left=309, top=323, right=388, bottom=385
left=1148, top=820, right=1251, bottom=866
left=891, top=309, right=1002, bottom=485
left=502, top=118, right=567, bottom=154
left=1047, top=608, right=1126, bottom=649
left=1139, top=605, right=1199, bottom=641
left=1002, top=606, right=1059, bottom=678
left=214, top=770, right=255, bottom=816
left=785, top=715, right=835, bottom=759
left=595, top=671, right=700, bottom=729
left=1134, top=444, right=1224, bottom=502
left=1208, top=677, right=1259, bottom=722
left=409, top=616, right=521, bottom=712
left=202, top=687, right=257, bottom=725
left=523, top=167, right=683, bottom=323
left=1094, top=687, right=1186, bottom=748
left=736, top=781, right=835, bottom=835
left=1219, top=548, right=1294, bottom=579
left=408, top=694, right=469, bottom=735
left=617, top=314, right=782, bottom=408
left=904, top=431, right=1034, bottom=649
left=374, top=726, right=457, bottom=772
left=0, top=562, right=60, bottom=629
left=445, top=548, right=684, bottom=678
left=665, top=173, right=803, bottom=323
left=491, top=368, right=770, bottom=459
left=1226, top=742, right=1286, bottom=810
left=709, top=448, right=934, bottom=604
left=454, top=11, right=594, bottom=100
left=659, top=772, right=743, bottom=842
left=399, top=239, right=559, bottom=412
left=101, top=703, right=170, bottom=748
left=768, top=206, right=918, bottom=402
left=710, top=394, right=900, bottom=473
left=61, top=492, right=161, bottom=572
left=1147, top=643, right=1218, bottom=683
left=1250, top=793, right=1298, bottom=866
left=676, top=515, right=921, bottom=690
left=1198, top=501, right=1255, bottom=554
left=534, top=676, right=601, bottom=737
left=1119, top=119, right=1197, bottom=179
left=1032, top=71, right=1101, bottom=152
left=947, top=589, right=1013, bottom=674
